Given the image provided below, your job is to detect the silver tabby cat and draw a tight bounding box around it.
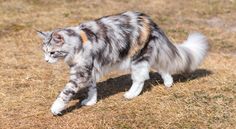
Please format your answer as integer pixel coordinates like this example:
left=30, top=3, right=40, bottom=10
left=37, top=11, right=208, bottom=115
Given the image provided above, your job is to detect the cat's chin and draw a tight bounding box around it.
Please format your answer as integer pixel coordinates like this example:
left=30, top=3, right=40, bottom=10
left=48, top=61, right=57, bottom=64
left=47, top=59, right=58, bottom=64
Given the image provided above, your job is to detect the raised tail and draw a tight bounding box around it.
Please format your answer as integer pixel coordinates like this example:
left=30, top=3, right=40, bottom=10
left=173, top=32, right=209, bottom=73
left=154, top=32, right=209, bottom=74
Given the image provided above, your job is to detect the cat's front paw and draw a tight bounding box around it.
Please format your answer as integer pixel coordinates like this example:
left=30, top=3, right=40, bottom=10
left=50, top=98, right=66, bottom=116
left=81, top=98, right=97, bottom=106
left=124, top=92, right=137, bottom=99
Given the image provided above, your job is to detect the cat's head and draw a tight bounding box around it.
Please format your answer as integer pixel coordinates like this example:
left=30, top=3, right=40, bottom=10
left=37, top=29, right=80, bottom=64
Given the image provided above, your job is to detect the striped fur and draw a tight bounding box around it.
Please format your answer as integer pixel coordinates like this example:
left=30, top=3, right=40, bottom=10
left=37, top=11, right=208, bottom=115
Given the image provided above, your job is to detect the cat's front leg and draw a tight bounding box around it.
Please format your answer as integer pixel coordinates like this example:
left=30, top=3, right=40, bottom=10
left=50, top=97, right=67, bottom=116
left=50, top=81, right=79, bottom=115
left=51, top=65, right=93, bottom=115
left=81, top=84, right=97, bottom=106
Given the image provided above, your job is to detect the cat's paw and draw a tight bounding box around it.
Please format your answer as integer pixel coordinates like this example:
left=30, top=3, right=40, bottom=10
left=124, top=92, right=137, bottom=99
left=162, top=75, right=173, bottom=88
left=81, top=98, right=97, bottom=106
left=50, top=98, right=66, bottom=116
left=164, top=79, right=173, bottom=88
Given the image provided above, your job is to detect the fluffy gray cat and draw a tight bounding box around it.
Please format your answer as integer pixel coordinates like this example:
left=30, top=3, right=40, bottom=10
left=37, top=11, right=208, bottom=115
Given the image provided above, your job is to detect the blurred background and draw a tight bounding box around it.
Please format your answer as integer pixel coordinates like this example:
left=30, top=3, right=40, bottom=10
left=0, top=0, right=236, bottom=128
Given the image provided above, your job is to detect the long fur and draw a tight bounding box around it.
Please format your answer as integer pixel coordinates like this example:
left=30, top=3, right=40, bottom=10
left=154, top=32, right=208, bottom=74
left=37, top=11, right=209, bottom=115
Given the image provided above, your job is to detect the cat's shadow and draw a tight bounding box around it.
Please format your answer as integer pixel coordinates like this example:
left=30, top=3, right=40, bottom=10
left=61, top=69, right=212, bottom=115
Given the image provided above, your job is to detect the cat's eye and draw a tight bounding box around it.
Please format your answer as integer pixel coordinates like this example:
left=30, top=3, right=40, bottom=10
left=50, top=52, right=55, bottom=55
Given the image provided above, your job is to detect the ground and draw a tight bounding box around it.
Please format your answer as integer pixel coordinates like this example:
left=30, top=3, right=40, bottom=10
left=0, top=0, right=236, bottom=128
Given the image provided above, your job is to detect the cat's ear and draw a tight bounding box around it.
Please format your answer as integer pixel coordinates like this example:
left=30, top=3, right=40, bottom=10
left=36, top=30, right=50, bottom=39
left=52, top=32, right=64, bottom=44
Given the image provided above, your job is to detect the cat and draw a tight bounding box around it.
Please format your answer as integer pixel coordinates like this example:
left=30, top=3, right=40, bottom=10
left=37, top=11, right=208, bottom=115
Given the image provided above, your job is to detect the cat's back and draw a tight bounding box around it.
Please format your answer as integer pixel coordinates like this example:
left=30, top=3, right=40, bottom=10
left=77, top=11, right=155, bottom=66
left=95, top=11, right=151, bottom=31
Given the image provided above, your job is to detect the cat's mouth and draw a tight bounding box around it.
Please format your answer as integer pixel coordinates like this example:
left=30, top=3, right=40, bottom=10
left=50, top=51, right=69, bottom=58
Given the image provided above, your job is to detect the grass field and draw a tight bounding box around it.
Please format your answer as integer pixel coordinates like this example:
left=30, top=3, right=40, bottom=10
left=0, top=0, right=236, bottom=128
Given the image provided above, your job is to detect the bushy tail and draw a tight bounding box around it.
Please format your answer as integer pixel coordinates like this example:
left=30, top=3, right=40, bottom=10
left=173, top=32, right=209, bottom=73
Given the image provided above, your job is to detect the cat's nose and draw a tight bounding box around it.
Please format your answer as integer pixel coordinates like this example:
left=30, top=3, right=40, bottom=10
left=45, top=59, right=49, bottom=62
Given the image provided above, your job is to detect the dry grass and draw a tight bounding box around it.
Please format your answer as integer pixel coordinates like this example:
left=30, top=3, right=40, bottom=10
left=0, top=0, right=236, bottom=128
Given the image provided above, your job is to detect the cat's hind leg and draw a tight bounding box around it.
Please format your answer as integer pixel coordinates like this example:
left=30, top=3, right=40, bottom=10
left=124, top=61, right=150, bottom=99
